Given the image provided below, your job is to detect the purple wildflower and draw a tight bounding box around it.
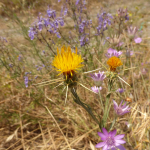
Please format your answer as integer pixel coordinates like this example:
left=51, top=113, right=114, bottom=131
left=47, top=8, right=56, bottom=18
left=113, top=100, right=130, bottom=116
left=134, top=37, right=142, bottom=43
left=79, top=35, right=89, bottom=46
left=28, top=6, right=66, bottom=40
left=106, top=48, right=122, bottom=58
left=96, top=128, right=126, bottom=150
left=97, top=12, right=113, bottom=35
left=35, top=76, right=38, bottom=79
left=90, top=71, right=106, bottom=81
left=116, top=88, right=125, bottom=94
left=28, top=26, right=37, bottom=40
left=24, top=76, right=29, bottom=88
left=37, top=20, right=43, bottom=31
left=76, top=0, right=80, bottom=5
left=9, top=64, right=13, bottom=67
left=91, top=86, right=102, bottom=93
left=117, top=8, right=129, bottom=21
left=25, top=72, right=29, bottom=75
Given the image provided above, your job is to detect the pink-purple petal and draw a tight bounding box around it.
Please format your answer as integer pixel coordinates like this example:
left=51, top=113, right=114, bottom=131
left=113, top=100, right=118, bottom=108
left=102, top=145, right=108, bottom=150
left=114, top=134, right=125, bottom=140
left=95, top=142, right=106, bottom=148
left=102, top=128, right=108, bottom=136
left=116, top=145, right=126, bottom=150
left=98, top=132, right=107, bottom=140
left=111, top=145, right=126, bottom=150
left=110, top=129, right=117, bottom=137
left=119, top=100, right=123, bottom=107
left=115, top=139, right=126, bottom=145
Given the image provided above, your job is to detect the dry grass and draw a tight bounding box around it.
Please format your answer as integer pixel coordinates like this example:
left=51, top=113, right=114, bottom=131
left=0, top=0, right=150, bottom=150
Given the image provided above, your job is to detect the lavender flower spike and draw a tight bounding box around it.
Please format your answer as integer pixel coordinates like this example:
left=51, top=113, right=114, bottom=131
left=113, top=100, right=130, bottom=116
left=96, top=128, right=126, bottom=150
left=91, top=86, right=102, bottom=93
left=90, top=71, right=106, bottom=81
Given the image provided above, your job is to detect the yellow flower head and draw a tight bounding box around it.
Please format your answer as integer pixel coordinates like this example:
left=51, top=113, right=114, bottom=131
left=52, top=46, right=84, bottom=76
left=107, top=56, right=123, bottom=71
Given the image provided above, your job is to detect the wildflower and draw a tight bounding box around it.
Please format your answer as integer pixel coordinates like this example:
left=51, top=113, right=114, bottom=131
left=52, top=46, right=84, bottom=77
left=106, top=48, right=122, bottom=58
left=107, top=56, right=123, bottom=72
left=97, top=12, right=113, bottom=35
left=79, top=35, right=89, bottom=46
left=47, top=8, right=56, bottom=18
left=91, top=86, right=102, bottom=93
left=117, top=8, right=129, bottom=20
left=24, top=76, right=29, bottom=88
left=90, top=71, right=106, bottom=81
left=113, top=100, right=130, bottom=116
left=9, top=64, right=13, bottom=67
left=96, top=128, right=126, bottom=150
left=134, top=37, right=142, bottom=43
left=116, top=88, right=125, bottom=94
left=90, top=71, right=106, bottom=86
left=28, top=26, right=37, bottom=40
left=18, top=55, right=22, bottom=61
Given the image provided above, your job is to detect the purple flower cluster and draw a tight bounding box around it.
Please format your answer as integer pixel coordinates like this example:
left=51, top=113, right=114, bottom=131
left=90, top=71, right=106, bottom=81
left=24, top=72, right=31, bottom=88
left=105, top=48, right=122, bottom=58
left=96, top=128, right=126, bottom=150
left=77, top=19, right=92, bottom=46
left=28, top=7, right=66, bottom=40
left=24, top=76, right=29, bottom=88
left=116, top=88, right=125, bottom=94
left=76, top=0, right=86, bottom=13
left=117, top=8, right=129, bottom=21
left=36, top=64, right=45, bottom=71
left=90, top=71, right=106, bottom=93
left=113, top=100, right=130, bottom=116
left=18, top=55, right=22, bottom=61
left=97, top=12, right=113, bottom=35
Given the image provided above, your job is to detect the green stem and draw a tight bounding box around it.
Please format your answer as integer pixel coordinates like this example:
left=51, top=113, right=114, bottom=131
left=109, top=114, right=117, bottom=131
left=102, top=79, right=113, bottom=128
left=70, top=87, right=101, bottom=128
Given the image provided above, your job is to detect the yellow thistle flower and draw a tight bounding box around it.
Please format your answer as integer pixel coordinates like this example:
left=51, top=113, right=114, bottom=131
left=52, top=46, right=84, bottom=76
left=107, top=56, right=123, bottom=71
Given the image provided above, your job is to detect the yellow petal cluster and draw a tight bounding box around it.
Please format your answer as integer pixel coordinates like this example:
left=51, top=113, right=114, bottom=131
left=107, top=56, right=123, bottom=71
left=52, top=46, right=84, bottom=75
